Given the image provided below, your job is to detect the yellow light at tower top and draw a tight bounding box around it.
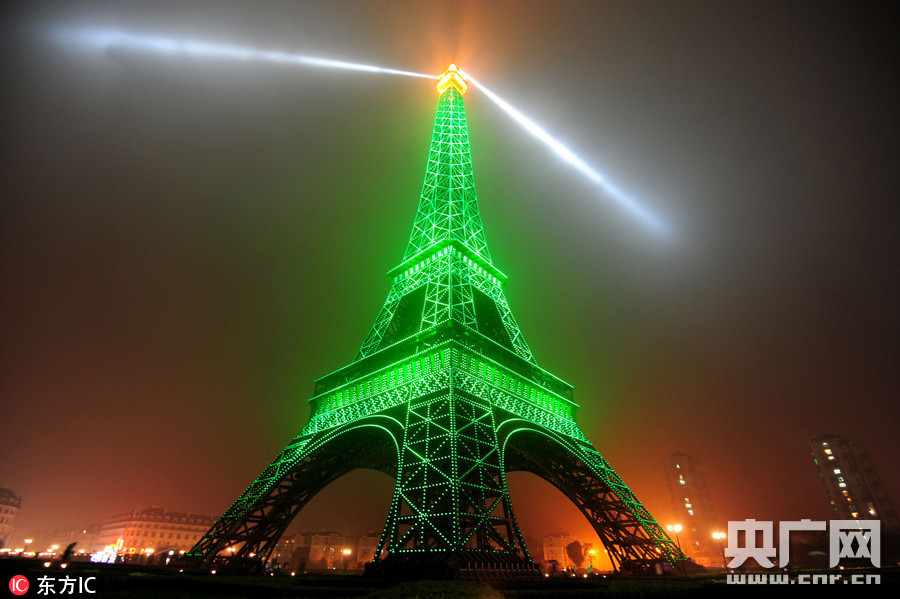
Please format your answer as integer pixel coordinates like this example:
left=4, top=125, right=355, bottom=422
left=437, top=64, right=467, bottom=94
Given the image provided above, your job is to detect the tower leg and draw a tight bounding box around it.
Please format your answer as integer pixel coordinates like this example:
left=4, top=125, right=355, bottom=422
left=370, top=387, right=539, bottom=580
left=185, top=419, right=401, bottom=570
left=502, top=426, right=686, bottom=573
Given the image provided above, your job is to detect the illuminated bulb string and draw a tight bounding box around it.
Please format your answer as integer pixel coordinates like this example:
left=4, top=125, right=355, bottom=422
left=51, top=27, right=668, bottom=235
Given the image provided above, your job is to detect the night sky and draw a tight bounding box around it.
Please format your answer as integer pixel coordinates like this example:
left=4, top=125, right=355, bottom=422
left=2, top=1, right=898, bottom=553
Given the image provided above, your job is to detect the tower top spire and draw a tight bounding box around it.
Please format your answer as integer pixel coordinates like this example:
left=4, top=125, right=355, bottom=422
left=437, top=64, right=466, bottom=95
left=402, top=61, right=490, bottom=267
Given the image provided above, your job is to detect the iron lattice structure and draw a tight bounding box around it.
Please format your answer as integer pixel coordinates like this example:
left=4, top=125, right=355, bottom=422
left=187, top=65, right=685, bottom=579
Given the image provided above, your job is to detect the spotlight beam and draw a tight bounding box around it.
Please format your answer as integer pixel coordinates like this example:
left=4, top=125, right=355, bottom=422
left=50, top=27, right=436, bottom=79
left=49, top=27, right=669, bottom=236
left=462, top=70, right=670, bottom=236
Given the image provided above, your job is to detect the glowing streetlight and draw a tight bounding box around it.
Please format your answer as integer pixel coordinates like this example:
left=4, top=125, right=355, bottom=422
left=666, top=524, right=683, bottom=549
left=340, top=547, right=353, bottom=570
left=587, top=548, right=597, bottom=572
left=666, top=524, right=684, bottom=575
left=712, top=532, right=728, bottom=570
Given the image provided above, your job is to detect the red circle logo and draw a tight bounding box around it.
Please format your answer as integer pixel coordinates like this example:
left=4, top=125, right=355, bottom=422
left=9, top=575, right=29, bottom=595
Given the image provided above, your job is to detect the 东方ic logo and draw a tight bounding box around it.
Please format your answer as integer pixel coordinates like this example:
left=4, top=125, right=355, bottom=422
left=9, top=575, right=30, bottom=596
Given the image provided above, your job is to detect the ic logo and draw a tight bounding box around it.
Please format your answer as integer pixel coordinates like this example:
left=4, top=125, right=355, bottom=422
left=9, top=575, right=29, bottom=596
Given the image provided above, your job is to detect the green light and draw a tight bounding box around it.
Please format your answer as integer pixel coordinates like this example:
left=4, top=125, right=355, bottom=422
left=188, top=71, right=684, bottom=577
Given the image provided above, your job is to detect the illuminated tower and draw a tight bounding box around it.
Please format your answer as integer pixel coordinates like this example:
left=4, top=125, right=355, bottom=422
left=187, top=65, right=684, bottom=578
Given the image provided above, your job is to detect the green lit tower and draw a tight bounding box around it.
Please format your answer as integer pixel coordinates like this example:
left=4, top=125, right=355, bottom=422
left=187, top=65, right=685, bottom=578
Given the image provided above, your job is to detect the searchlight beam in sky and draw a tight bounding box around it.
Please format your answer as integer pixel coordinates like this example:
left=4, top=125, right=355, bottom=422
left=461, top=70, right=669, bottom=236
left=50, top=27, right=436, bottom=79
left=50, top=27, right=669, bottom=236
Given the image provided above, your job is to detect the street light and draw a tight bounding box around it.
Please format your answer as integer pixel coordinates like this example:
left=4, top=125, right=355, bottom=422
left=712, top=532, right=728, bottom=571
left=666, top=524, right=684, bottom=575
left=666, top=524, right=683, bottom=551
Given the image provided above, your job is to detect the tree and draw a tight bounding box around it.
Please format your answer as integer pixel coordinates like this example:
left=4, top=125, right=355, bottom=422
left=565, top=540, right=584, bottom=569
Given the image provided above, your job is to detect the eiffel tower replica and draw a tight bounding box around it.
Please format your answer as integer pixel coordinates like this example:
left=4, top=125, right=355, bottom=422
left=186, top=65, right=685, bottom=579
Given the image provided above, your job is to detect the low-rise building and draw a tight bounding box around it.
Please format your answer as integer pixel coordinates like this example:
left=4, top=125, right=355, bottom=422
left=0, top=487, right=21, bottom=548
left=93, top=506, right=215, bottom=555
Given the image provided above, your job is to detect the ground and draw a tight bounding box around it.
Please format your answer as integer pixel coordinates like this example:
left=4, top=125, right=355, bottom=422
left=1, top=559, right=897, bottom=598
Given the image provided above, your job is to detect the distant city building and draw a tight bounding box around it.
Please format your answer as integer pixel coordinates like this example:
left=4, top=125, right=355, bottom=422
left=27, top=524, right=102, bottom=556
left=279, top=531, right=368, bottom=571
left=810, top=434, right=899, bottom=531
left=0, top=487, right=21, bottom=548
left=93, top=507, right=215, bottom=555
left=356, top=533, right=381, bottom=567
left=541, top=534, right=577, bottom=569
left=663, top=452, right=719, bottom=566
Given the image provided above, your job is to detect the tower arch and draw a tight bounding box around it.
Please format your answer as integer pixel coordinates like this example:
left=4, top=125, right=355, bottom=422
left=499, top=422, right=677, bottom=573
left=189, top=415, right=403, bottom=569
